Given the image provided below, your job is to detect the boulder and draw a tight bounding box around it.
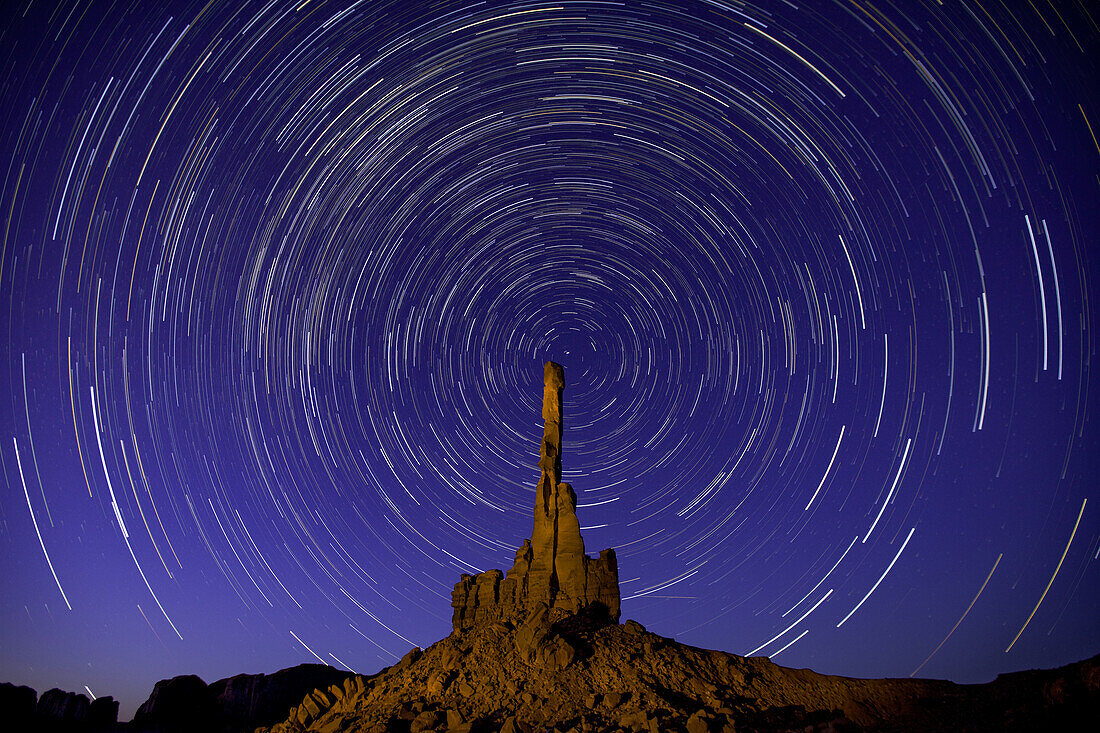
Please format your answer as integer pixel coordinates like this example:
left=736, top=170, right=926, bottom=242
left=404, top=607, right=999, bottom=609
left=603, top=692, right=627, bottom=708
left=393, top=647, right=422, bottom=674
left=515, top=603, right=552, bottom=661
left=411, top=709, right=445, bottom=731
left=428, top=670, right=456, bottom=696
left=514, top=603, right=576, bottom=671
left=686, top=709, right=711, bottom=733
left=500, top=716, right=524, bottom=733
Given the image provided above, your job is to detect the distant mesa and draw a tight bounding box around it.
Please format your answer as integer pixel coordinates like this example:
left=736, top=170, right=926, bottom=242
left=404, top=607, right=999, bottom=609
left=128, top=664, right=354, bottom=732
left=451, top=361, right=620, bottom=634
left=0, top=665, right=353, bottom=732
left=0, top=681, right=118, bottom=731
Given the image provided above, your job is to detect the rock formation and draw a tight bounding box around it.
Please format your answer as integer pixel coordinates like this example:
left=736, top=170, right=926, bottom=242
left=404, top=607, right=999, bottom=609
left=0, top=682, right=37, bottom=730
left=37, top=688, right=90, bottom=725
left=132, top=674, right=215, bottom=731
left=0, top=683, right=118, bottom=731
left=208, top=664, right=355, bottom=731
left=247, top=359, right=1099, bottom=732
left=452, top=362, right=620, bottom=633
left=88, top=695, right=120, bottom=728
left=130, top=664, right=354, bottom=732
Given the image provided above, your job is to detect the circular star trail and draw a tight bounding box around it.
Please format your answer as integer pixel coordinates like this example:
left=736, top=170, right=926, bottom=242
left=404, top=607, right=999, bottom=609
left=1, top=0, right=1097, bottom=717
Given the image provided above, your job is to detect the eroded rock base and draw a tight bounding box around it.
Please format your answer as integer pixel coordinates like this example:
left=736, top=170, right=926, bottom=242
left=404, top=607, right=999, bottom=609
left=256, top=617, right=1100, bottom=733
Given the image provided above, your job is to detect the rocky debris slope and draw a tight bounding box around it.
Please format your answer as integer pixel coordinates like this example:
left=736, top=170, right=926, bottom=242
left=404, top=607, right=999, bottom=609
left=451, top=362, right=619, bottom=634
left=255, top=608, right=1099, bottom=732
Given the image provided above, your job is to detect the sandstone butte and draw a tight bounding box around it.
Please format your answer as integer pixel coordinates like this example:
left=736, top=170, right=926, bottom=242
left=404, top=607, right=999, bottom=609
left=6, top=363, right=1095, bottom=732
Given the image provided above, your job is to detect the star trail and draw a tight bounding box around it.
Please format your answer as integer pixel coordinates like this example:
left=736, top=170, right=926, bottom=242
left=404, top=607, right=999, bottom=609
left=1, top=0, right=1097, bottom=719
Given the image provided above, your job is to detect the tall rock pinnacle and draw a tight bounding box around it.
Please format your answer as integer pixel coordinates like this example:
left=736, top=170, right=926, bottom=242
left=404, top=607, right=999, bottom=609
left=539, top=360, right=565, bottom=484
left=529, top=361, right=591, bottom=615
left=451, top=362, right=620, bottom=632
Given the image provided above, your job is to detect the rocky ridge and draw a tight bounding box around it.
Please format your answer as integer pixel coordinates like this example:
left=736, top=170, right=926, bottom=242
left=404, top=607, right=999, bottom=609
left=0, top=664, right=353, bottom=733
left=131, top=664, right=354, bottom=731
left=0, top=681, right=119, bottom=731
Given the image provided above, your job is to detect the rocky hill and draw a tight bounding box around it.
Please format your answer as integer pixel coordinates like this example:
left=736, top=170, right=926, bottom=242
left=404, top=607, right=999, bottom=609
left=254, top=611, right=1098, bottom=733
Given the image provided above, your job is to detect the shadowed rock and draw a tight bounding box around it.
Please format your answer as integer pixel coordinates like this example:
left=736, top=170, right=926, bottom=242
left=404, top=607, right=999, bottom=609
left=208, top=664, right=355, bottom=731
left=130, top=664, right=353, bottom=732
left=0, top=682, right=37, bottom=730
left=132, top=675, right=214, bottom=732
left=88, top=695, right=119, bottom=728
left=37, top=688, right=90, bottom=724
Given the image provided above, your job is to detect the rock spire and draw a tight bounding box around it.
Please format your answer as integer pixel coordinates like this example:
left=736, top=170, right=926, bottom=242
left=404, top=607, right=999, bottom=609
left=451, top=361, right=620, bottom=632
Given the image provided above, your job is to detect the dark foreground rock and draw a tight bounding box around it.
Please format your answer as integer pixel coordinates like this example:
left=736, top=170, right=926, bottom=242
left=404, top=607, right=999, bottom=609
left=0, top=664, right=353, bottom=733
left=5, top=644, right=1098, bottom=733
left=89, top=696, right=121, bottom=728
left=0, top=682, right=37, bottom=729
left=132, top=674, right=213, bottom=731
left=0, top=682, right=117, bottom=731
left=209, top=665, right=358, bottom=732
left=38, top=687, right=91, bottom=724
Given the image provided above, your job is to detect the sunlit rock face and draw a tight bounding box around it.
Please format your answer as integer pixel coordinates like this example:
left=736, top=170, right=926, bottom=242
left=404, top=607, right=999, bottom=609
left=451, top=361, right=620, bottom=633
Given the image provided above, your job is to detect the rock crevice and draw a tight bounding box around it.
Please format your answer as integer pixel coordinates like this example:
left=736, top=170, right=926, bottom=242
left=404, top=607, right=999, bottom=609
left=452, top=361, right=620, bottom=632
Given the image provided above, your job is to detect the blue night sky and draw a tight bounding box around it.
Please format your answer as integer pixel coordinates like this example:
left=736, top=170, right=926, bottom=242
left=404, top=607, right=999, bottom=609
left=1, top=0, right=1097, bottom=720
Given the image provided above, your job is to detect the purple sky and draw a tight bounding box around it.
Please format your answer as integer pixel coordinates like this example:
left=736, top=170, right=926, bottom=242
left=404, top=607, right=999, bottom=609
left=2, top=0, right=1097, bottom=720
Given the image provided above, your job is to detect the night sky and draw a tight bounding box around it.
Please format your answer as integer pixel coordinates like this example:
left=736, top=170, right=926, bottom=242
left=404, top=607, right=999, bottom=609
left=2, top=0, right=1098, bottom=720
